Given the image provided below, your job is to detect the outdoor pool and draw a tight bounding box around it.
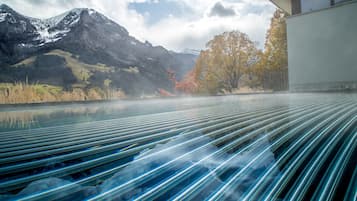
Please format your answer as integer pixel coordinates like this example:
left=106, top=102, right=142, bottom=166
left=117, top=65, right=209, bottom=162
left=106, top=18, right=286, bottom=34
left=0, top=93, right=356, bottom=200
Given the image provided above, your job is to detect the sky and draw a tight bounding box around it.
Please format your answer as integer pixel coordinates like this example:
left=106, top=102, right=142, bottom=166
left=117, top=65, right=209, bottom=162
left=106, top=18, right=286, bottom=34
left=0, top=0, right=276, bottom=52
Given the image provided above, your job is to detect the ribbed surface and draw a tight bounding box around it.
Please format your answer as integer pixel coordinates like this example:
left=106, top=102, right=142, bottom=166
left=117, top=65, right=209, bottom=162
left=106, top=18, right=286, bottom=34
left=0, top=95, right=356, bottom=201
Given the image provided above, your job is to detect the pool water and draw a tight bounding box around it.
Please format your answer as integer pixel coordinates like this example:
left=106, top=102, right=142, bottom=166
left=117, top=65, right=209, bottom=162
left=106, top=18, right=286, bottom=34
left=0, top=93, right=356, bottom=201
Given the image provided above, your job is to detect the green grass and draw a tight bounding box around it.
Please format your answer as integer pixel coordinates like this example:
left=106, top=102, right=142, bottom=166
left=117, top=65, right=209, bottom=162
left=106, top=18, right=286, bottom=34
left=45, top=50, right=114, bottom=82
left=4, top=49, right=126, bottom=104
left=12, top=56, right=37, bottom=67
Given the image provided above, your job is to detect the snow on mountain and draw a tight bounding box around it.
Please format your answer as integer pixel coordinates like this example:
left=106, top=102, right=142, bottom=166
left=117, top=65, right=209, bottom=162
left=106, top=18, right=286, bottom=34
left=0, top=13, right=8, bottom=22
left=27, top=8, right=119, bottom=46
left=0, top=9, right=17, bottom=24
left=30, top=18, right=69, bottom=44
left=0, top=4, right=197, bottom=94
left=29, top=9, right=90, bottom=45
left=0, top=4, right=132, bottom=52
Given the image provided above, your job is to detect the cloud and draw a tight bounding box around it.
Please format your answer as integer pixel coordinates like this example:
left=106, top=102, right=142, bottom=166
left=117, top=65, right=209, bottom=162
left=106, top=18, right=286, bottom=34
left=0, top=0, right=276, bottom=51
left=209, top=2, right=236, bottom=17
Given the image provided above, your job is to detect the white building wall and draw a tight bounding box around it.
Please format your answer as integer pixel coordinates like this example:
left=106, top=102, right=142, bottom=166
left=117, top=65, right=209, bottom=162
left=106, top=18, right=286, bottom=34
left=287, top=1, right=357, bottom=91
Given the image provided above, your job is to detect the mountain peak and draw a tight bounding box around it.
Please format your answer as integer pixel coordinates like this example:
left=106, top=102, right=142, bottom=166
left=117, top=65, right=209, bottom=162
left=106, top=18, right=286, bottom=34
left=0, top=4, right=20, bottom=16
left=0, top=4, right=19, bottom=17
left=58, top=7, right=115, bottom=27
left=69, top=8, right=96, bottom=15
left=0, top=4, right=12, bottom=11
left=31, top=7, right=101, bottom=29
left=64, top=7, right=108, bottom=21
left=0, top=4, right=196, bottom=95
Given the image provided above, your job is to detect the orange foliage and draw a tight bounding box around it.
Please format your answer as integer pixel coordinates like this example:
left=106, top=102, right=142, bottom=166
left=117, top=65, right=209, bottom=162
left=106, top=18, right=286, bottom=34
left=158, top=88, right=175, bottom=97
left=175, top=70, right=199, bottom=94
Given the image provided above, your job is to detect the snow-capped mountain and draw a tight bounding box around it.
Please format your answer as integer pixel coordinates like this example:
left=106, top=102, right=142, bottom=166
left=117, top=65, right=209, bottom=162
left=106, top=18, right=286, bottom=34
left=29, top=9, right=84, bottom=45
left=0, top=4, right=128, bottom=52
left=0, top=4, right=197, bottom=95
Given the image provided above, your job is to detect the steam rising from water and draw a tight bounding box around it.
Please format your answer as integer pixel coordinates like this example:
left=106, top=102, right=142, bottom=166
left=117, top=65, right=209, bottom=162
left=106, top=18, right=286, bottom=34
left=2, top=130, right=280, bottom=200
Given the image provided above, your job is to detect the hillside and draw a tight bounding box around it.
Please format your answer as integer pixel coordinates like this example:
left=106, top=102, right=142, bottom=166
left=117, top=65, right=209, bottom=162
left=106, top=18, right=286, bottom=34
left=0, top=4, right=197, bottom=99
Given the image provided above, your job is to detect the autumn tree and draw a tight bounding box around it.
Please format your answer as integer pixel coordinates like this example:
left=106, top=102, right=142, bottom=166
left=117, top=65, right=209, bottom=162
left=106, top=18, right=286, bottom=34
left=246, top=49, right=264, bottom=88
left=260, top=9, right=289, bottom=90
left=264, top=9, right=288, bottom=71
left=194, top=31, right=259, bottom=94
left=181, top=10, right=288, bottom=94
left=175, top=70, right=199, bottom=94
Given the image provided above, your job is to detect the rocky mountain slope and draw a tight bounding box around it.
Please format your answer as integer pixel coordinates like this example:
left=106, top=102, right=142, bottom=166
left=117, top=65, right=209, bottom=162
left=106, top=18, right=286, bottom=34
left=0, top=4, right=197, bottom=95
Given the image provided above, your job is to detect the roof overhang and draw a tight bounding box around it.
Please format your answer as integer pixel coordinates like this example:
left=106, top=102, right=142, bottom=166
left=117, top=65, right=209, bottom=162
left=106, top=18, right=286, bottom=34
left=270, top=0, right=292, bottom=15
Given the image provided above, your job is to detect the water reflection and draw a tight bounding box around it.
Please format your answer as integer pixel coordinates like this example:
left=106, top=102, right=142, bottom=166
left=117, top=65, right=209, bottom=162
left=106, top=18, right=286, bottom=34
left=0, top=111, right=38, bottom=129
left=0, top=94, right=296, bottom=131
left=0, top=104, right=128, bottom=131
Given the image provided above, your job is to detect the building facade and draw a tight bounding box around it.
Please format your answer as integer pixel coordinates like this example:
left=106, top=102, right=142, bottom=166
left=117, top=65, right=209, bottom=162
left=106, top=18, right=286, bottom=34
left=271, top=0, right=357, bottom=91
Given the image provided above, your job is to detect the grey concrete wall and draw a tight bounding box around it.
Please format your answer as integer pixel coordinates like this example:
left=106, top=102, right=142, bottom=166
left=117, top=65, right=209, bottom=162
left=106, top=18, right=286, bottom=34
left=287, top=1, right=357, bottom=91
